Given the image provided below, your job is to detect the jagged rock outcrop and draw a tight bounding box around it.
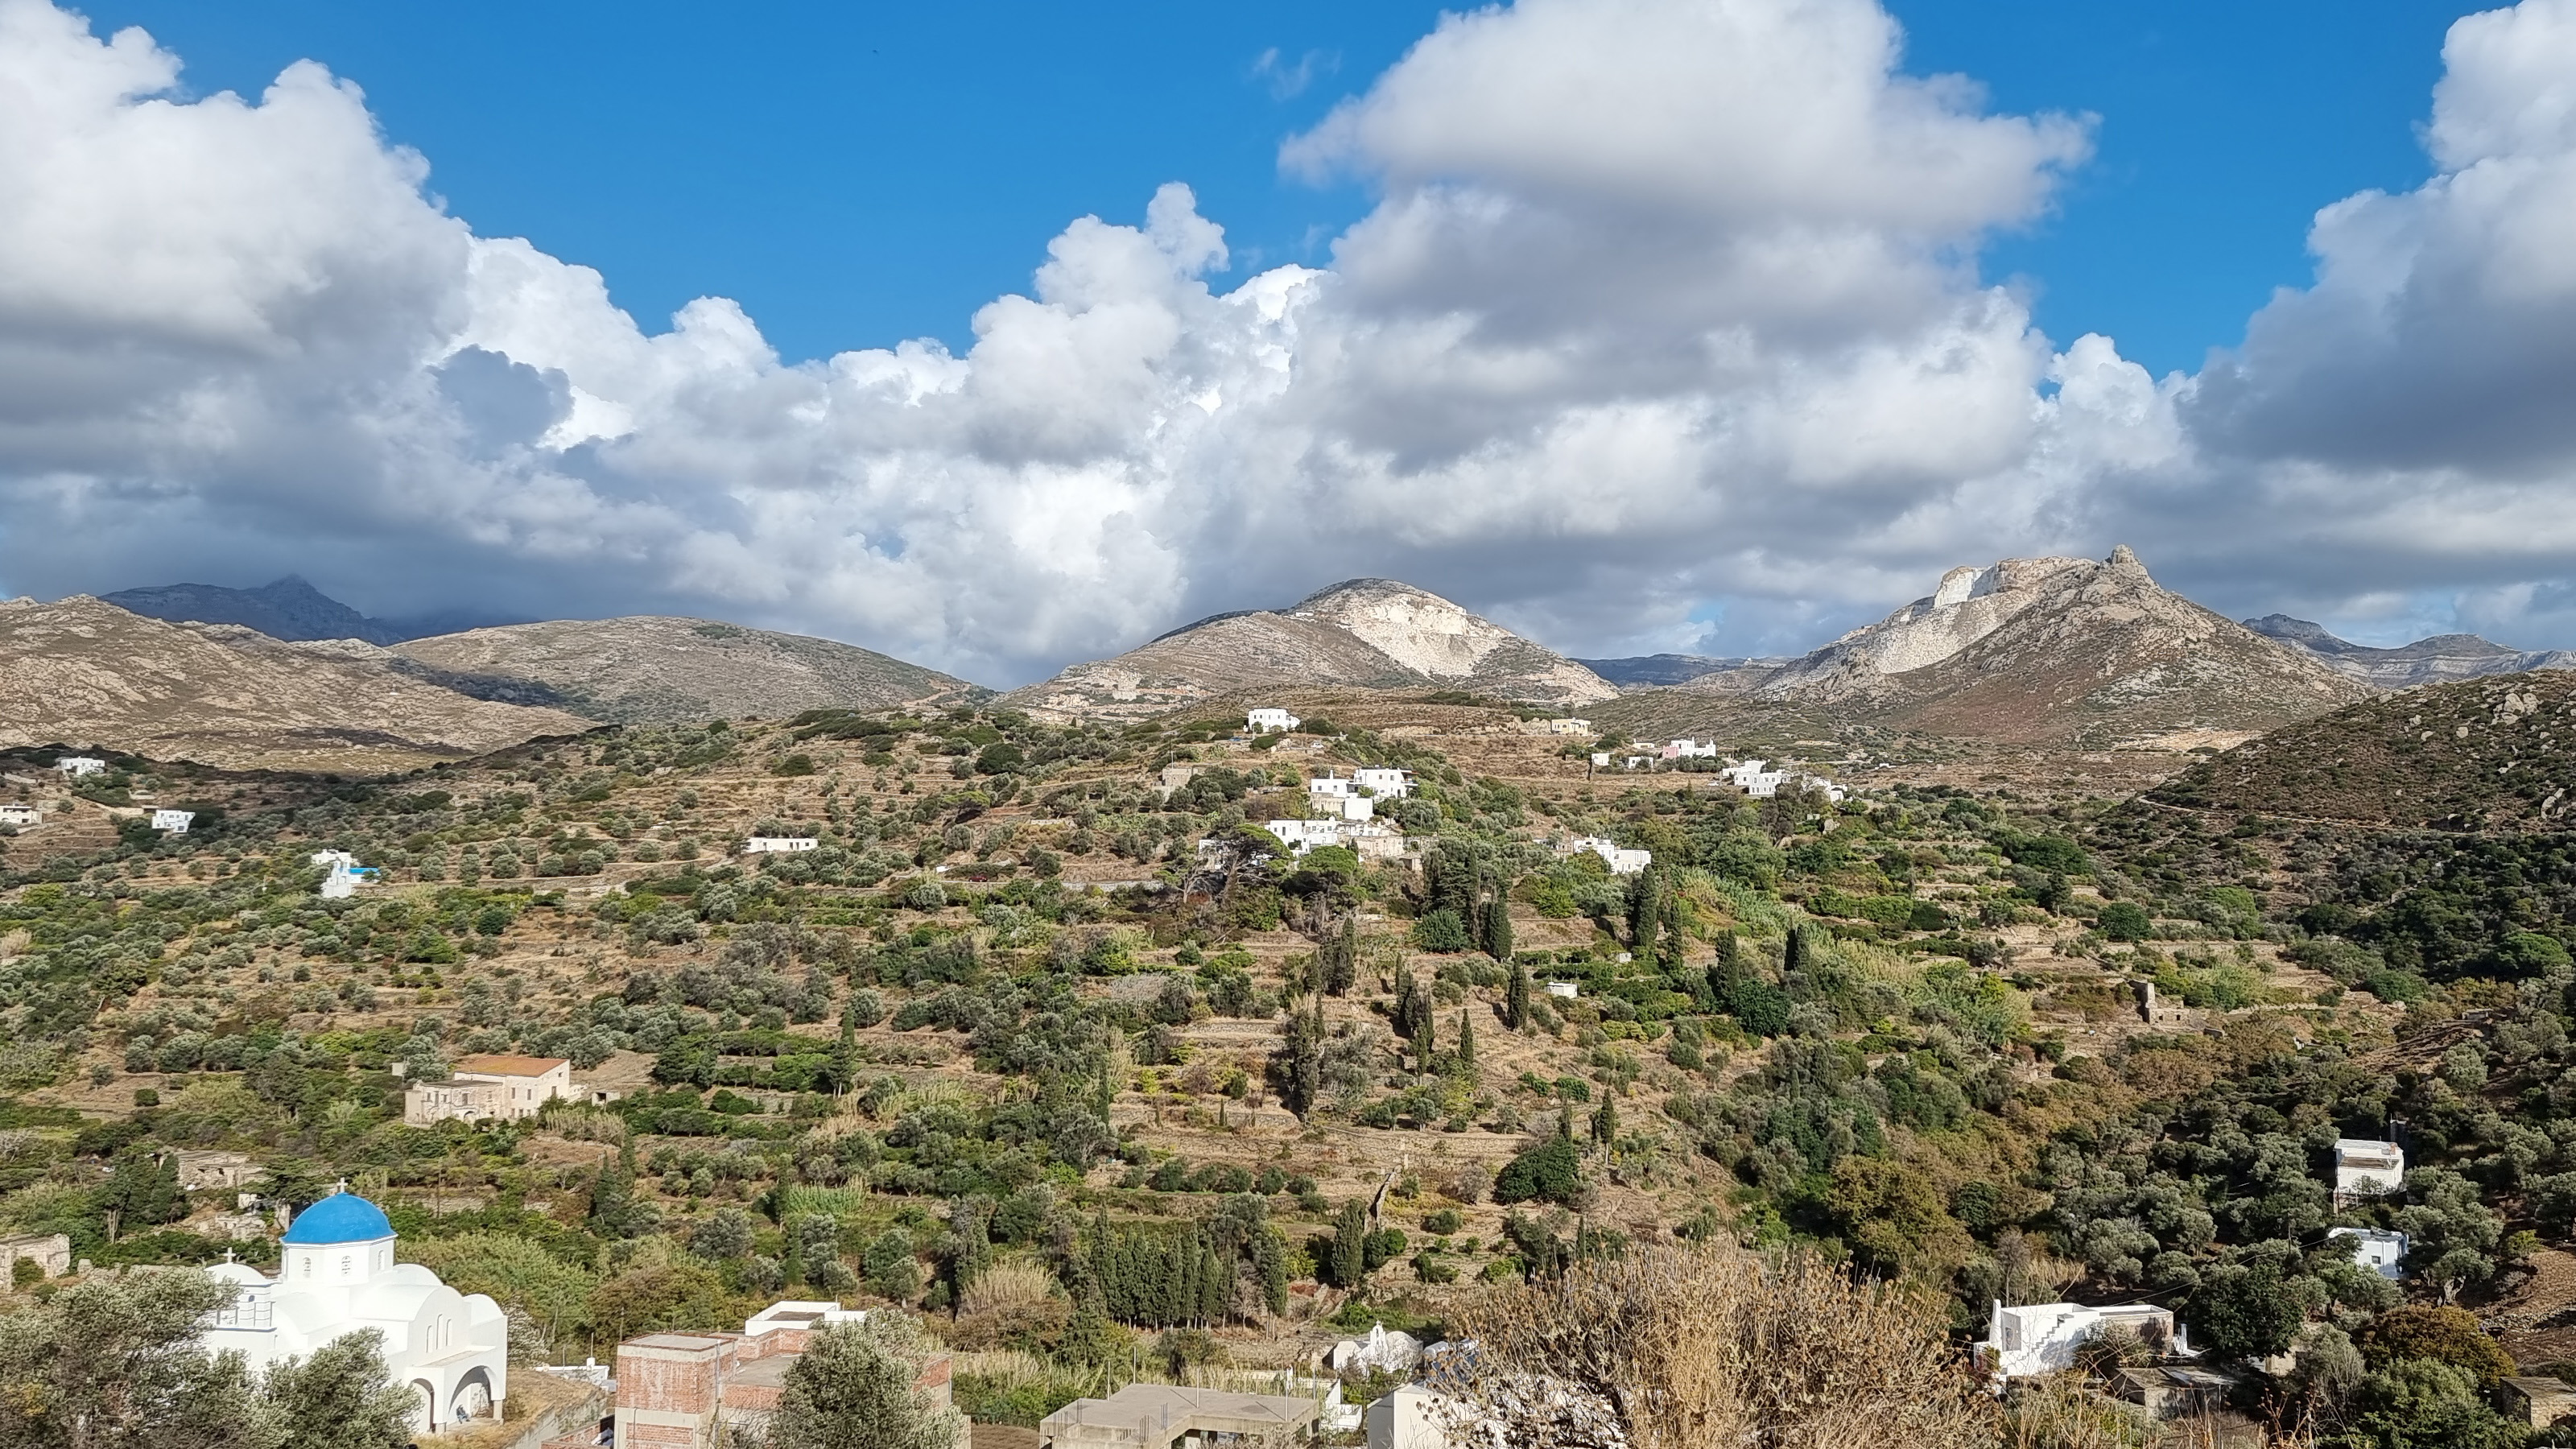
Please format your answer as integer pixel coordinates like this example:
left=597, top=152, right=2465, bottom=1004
left=0, top=597, right=591, bottom=774
left=1002, top=579, right=1618, bottom=723
left=2243, top=614, right=2576, bottom=691
left=1682, top=548, right=2373, bottom=746
left=392, top=617, right=982, bottom=724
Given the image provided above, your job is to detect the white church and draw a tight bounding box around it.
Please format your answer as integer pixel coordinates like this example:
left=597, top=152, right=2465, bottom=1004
left=202, top=1187, right=510, bottom=1432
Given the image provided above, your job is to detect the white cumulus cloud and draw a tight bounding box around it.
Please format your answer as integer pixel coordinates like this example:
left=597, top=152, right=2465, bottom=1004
left=6, top=0, right=2572, bottom=679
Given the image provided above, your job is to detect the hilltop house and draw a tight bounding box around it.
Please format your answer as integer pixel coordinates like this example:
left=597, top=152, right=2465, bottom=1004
left=612, top=1302, right=959, bottom=1449
left=53, top=756, right=105, bottom=777
left=1976, top=1302, right=2183, bottom=1385
left=151, top=808, right=193, bottom=834
left=1247, top=708, right=1301, bottom=733
left=405, top=1055, right=581, bottom=1125
left=743, top=836, right=819, bottom=854
left=201, top=1188, right=509, bottom=1434
left=2334, top=1139, right=2406, bottom=1203
left=1352, top=767, right=1414, bottom=799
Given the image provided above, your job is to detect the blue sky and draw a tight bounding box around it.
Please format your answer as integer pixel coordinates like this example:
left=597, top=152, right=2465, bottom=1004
left=11, top=0, right=2575, bottom=677
left=89, top=0, right=2483, bottom=376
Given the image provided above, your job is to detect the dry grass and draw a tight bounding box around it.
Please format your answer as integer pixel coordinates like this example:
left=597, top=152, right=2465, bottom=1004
left=960, top=1260, right=1060, bottom=1319
left=1447, top=1244, right=1996, bottom=1449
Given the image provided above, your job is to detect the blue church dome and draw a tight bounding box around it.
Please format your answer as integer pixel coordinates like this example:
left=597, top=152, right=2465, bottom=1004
left=282, top=1191, right=394, bottom=1245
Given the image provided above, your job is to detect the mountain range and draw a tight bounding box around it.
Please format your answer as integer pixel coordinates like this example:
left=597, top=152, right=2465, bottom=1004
left=43, top=555, right=2576, bottom=771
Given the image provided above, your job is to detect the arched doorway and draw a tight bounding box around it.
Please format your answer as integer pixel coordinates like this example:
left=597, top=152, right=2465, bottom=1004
left=451, top=1366, right=496, bottom=1424
left=407, top=1380, right=438, bottom=1433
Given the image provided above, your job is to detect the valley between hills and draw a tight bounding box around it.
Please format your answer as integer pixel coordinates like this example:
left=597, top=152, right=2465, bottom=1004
left=5, top=553, right=2576, bottom=1446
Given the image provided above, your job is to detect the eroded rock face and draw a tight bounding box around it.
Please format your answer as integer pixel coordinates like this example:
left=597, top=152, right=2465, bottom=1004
left=2244, top=614, right=2576, bottom=690
left=1001, top=579, right=1618, bottom=722
left=1685, top=548, right=2375, bottom=747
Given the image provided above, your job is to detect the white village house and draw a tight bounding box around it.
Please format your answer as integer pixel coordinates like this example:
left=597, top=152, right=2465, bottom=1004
left=0, top=803, right=40, bottom=826
left=201, top=1188, right=508, bottom=1434
left=151, top=808, right=194, bottom=834
left=2330, top=1227, right=2409, bottom=1281
left=743, top=836, right=820, bottom=854
left=1662, top=738, right=1718, bottom=760
left=2334, top=1138, right=2405, bottom=1203
left=1561, top=835, right=1652, bottom=876
left=1246, top=707, right=1301, bottom=733
left=1976, top=1301, right=2185, bottom=1385
left=52, top=755, right=105, bottom=777
left=310, top=850, right=377, bottom=900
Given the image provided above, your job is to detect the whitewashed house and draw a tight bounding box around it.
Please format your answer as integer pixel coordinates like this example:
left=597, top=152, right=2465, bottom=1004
left=1308, top=773, right=1357, bottom=799
left=1265, top=819, right=1347, bottom=856
left=1977, top=1302, right=2182, bottom=1385
left=2330, top=1227, right=2409, bottom=1281
left=1247, top=708, right=1302, bottom=733
left=151, top=808, right=194, bottom=834
left=1328, top=1323, right=1422, bottom=1375
left=53, top=755, right=105, bottom=777
left=201, top=1189, right=508, bottom=1434
left=1719, top=759, right=1793, bottom=796
left=1662, top=739, right=1718, bottom=760
left=1353, top=767, right=1414, bottom=799
left=310, top=850, right=376, bottom=899
left=1544, top=980, right=1580, bottom=1000
left=0, top=803, right=39, bottom=826
left=743, top=836, right=820, bottom=854
left=1563, top=835, right=1652, bottom=875
left=2334, top=1139, right=2406, bottom=1203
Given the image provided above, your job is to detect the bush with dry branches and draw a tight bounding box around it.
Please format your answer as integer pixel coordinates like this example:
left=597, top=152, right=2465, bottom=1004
left=1443, top=1243, right=1997, bottom=1449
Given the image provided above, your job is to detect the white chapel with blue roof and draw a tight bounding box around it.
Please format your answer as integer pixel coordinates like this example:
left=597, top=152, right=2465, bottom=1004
left=202, top=1184, right=510, bottom=1432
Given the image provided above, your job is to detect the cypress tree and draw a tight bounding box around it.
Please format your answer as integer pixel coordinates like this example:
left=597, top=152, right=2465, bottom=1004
left=1785, top=924, right=1809, bottom=977
left=1505, top=961, right=1531, bottom=1030
left=1457, top=1008, right=1476, bottom=1069
left=1591, top=1092, right=1620, bottom=1150
left=1481, top=891, right=1514, bottom=960
left=1321, top=916, right=1358, bottom=996
left=1630, top=870, right=1660, bottom=961
left=1330, top=1201, right=1368, bottom=1289
left=1656, top=895, right=1685, bottom=973
left=1415, top=997, right=1435, bottom=1071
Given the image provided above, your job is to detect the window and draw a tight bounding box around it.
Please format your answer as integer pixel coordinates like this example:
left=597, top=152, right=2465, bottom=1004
left=340, top=1253, right=353, bottom=1277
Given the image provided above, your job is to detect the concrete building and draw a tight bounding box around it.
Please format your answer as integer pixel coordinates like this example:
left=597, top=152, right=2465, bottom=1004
left=1518, top=718, right=1593, bottom=737
left=2334, top=1139, right=2405, bottom=1203
left=53, top=756, right=105, bottom=777
left=1976, top=1302, right=2181, bottom=1385
left=1543, top=980, right=1580, bottom=1000
left=1365, top=1385, right=1472, bottom=1449
left=1039, top=1384, right=1318, bottom=1449
left=201, top=1189, right=507, bottom=1434
left=0, top=1232, right=71, bottom=1278
left=742, top=836, right=819, bottom=854
left=612, top=1305, right=957, bottom=1449
left=405, top=1055, right=580, bottom=1125
left=2330, top=1226, right=2409, bottom=1280
left=151, top=808, right=194, bottom=834
left=0, top=803, right=39, bottom=826
left=1247, top=708, right=1301, bottom=733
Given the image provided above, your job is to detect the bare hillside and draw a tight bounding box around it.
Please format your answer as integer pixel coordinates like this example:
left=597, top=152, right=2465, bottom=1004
left=0, top=597, right=590, bottom=773
left=394, top=615, right=983, bottom=724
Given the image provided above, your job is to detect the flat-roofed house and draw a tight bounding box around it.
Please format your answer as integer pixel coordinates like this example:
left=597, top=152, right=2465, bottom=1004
left=1040, top=1384, right=1318, bottom=1449
left=612, top=1304, right=958, bottom=1449
left=2334, top=1139, right=2406, bottom=1203
left=1976, top=1302, right=2181, bottom=1384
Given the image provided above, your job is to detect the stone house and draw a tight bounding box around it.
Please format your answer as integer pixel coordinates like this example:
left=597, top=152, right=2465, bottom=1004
left=2498, top=1375, right=2576, bottom=1430
left=403, top=1054, right=580, bottom=1126
left=0, top=1232, right=71, bottom=1278
left=175, top=1149, right=263, bottom=1192
left=2114, top=1365, right=2236, bottom=1419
